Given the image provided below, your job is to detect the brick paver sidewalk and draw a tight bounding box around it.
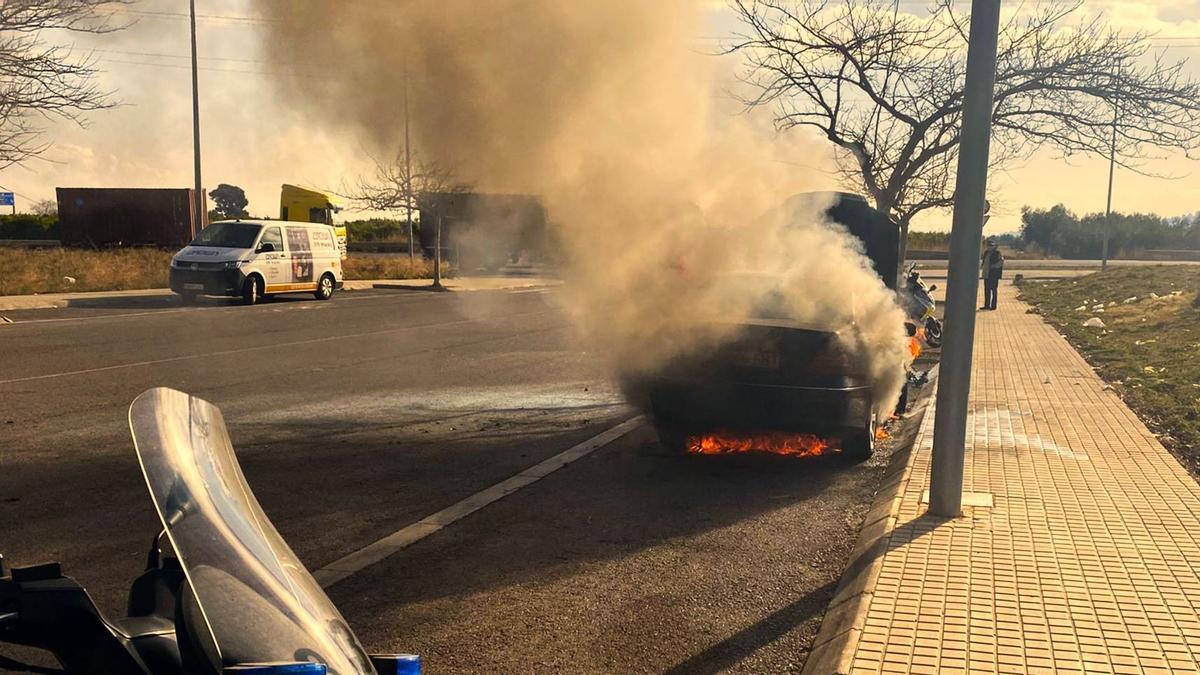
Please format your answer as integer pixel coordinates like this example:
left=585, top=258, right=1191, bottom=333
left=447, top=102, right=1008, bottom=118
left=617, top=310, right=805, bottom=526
left=820, top=284, right=1200, bottom=674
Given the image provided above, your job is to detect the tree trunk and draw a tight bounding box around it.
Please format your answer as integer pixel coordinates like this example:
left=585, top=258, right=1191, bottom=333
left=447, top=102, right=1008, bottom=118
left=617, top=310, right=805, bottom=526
left=875, top=195, right=907, bottom=286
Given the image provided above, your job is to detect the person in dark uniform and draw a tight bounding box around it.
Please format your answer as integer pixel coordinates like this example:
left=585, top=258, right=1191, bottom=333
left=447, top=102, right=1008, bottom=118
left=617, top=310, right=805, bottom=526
left=980, top=237, right=1004, bottom=310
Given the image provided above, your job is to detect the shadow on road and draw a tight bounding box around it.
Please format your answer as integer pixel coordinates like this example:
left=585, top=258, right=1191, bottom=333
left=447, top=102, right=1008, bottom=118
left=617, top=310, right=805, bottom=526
left=64, top=293, right=324, bottom=310
left=662, top=578, right=839, bottom=675
left=333, top=432, right=858, bottom=593
left=324, top=423, right=897, bottom=673
left=64, top=294, right=204, bottom=310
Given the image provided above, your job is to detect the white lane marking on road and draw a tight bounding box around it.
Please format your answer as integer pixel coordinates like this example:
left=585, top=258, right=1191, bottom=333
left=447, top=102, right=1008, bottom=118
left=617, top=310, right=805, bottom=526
left=0, top=310, right=549, bottom=386
left=312, top=415, right=645, bottom=588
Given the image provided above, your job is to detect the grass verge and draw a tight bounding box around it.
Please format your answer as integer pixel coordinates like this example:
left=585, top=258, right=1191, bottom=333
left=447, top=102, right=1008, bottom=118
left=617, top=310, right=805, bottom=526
left=1020, top=266, right=1200, bottom=477
left=341, top=255, right=452, bottom=281
left=0, top=248, right=451, bottom=296
left=0, top=248, right=172, bottom=295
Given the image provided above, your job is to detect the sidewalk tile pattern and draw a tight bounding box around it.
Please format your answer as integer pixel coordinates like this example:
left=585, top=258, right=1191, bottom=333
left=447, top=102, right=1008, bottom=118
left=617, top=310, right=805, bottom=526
left=848, top=286, right=1200, bottom=674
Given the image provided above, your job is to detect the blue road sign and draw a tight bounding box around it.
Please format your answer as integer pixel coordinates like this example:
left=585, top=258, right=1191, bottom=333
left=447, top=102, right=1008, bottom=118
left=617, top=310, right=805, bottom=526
left=0, top=192, right=13, bottom=206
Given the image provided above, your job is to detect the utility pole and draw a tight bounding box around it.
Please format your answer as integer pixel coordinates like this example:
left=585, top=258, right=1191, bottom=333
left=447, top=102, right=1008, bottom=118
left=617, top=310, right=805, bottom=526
left=432, top=214, right=445, bottom=289
left=1103, top=103, right=1117, bottom=271
left=189, top=0, right=204, bottom=229
left=928, top=0, right=1002, bottom=518
left=404, top=67, right=415, bottom=262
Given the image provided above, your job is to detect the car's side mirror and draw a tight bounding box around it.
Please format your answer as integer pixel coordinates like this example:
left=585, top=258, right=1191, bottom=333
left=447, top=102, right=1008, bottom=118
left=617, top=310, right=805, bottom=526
left=928, top=284, right=938, bottom=292
left=256, top=242, right=275, bottom=253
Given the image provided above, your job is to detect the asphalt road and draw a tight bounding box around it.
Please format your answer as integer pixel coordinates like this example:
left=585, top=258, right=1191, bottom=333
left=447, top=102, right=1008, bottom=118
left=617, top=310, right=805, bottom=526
left=0, top=286, right=914, bottom=673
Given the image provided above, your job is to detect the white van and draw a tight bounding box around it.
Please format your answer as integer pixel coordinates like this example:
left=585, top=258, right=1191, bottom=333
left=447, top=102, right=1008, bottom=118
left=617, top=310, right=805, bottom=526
left=169, top=220, right=344, bottom=305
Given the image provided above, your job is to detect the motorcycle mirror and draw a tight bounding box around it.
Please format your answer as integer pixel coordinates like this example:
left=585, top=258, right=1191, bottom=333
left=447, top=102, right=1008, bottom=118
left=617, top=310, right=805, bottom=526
left=929, top=284, right=938, bottom=292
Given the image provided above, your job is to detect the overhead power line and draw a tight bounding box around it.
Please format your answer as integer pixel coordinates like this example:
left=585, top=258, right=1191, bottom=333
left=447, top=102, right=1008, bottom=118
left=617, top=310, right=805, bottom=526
left=96, top=57, right=293, bottom=76
left=86, top=47, right=308, bottom=66
left=108, top=9, right=278, bottom=25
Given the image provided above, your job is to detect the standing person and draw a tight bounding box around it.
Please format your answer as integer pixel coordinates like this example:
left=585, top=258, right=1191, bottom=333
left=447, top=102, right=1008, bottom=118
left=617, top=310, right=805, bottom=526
left=980, top=237, right=1004, bottom=310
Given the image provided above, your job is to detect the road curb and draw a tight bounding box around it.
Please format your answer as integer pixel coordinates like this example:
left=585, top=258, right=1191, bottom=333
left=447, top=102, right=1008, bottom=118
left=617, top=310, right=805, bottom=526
left=801, top=366, right=938, bottom=675
left=0, top=282, right=385, bottom=311
left=371, top=279, right=560, bottom=293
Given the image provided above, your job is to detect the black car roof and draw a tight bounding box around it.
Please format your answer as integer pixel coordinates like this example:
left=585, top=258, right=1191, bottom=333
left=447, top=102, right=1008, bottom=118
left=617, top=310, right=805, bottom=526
left=783, top=191, right=900, bottom=290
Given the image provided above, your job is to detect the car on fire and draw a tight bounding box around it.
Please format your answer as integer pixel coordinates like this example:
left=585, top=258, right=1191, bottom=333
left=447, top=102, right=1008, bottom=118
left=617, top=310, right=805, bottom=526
left=643, top=192, right=900, bottom=461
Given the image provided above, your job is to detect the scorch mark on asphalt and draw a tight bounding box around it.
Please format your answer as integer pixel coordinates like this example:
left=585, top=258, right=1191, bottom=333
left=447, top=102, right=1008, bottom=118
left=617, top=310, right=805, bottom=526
left=312, top=415, right=645, bottom=588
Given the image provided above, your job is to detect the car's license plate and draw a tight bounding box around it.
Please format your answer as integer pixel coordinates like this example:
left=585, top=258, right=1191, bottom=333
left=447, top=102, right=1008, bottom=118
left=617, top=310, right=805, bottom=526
left=183, top=283, right=204, bottom=291
left=739, top=349, right=780, bottom=369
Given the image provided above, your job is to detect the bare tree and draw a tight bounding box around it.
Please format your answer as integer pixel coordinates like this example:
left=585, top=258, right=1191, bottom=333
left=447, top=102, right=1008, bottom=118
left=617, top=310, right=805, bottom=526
left=341, top=148, right=467, bottom=260
left=728, top=0, right=1200, bottom=270
left=31, top=198, right=57, bottom=216
left=0, top=1, right=131, bottom=169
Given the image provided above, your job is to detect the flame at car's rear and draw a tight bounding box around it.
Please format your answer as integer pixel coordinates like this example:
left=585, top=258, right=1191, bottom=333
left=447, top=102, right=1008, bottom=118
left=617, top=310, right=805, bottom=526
left=687, top=431, right=834, bottom=457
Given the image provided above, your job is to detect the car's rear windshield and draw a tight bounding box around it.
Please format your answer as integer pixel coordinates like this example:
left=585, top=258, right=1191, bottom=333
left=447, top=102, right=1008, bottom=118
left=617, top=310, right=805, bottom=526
left=717, top=273, right=792, bottom=320
left=191, top=222, right=262, bottom=249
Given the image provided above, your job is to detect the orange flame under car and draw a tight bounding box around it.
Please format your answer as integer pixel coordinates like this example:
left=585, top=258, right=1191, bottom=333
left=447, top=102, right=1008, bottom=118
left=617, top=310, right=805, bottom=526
left=687, top=431, right=834, bottom=457
left=908, top=336, right=922, bottom=359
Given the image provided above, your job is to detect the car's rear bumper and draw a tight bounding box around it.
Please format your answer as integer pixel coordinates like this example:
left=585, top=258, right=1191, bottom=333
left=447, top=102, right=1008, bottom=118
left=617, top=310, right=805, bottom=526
left=648, top=377, right=872, bottom=434
left=169, top=268, right=243, bottom=296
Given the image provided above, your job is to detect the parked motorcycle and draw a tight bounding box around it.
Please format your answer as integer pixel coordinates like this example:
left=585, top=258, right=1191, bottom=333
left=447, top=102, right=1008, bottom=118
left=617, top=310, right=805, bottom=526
left=0, top=388, right=419, bottom=675
left=900, top=263, right=943, bottom=349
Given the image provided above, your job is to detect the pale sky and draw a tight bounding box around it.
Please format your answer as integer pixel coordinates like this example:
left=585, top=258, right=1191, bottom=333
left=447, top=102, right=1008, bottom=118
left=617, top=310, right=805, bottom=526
left=4, top=0, right=1200, bottom=234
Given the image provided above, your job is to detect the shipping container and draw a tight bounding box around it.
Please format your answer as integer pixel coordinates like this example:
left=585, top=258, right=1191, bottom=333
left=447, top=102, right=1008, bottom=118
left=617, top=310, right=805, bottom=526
left=56, top=187, right=208, bottom=248
left=417, top=192, right=548, bottom=270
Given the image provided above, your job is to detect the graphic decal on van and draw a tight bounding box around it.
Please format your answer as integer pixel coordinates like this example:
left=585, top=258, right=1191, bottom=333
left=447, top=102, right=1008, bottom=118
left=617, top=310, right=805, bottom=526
left=286, top=227, right=314, bottom=283
left=311, top=227, right=335, bottom=251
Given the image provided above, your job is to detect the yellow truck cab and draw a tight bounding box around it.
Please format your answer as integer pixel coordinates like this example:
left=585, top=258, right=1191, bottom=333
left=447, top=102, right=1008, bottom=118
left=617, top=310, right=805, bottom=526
left=280, top=184, right=347, bottom=258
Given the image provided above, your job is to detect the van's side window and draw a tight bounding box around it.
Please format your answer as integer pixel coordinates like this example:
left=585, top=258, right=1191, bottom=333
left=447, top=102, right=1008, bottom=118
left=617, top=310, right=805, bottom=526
left=260, top=226, right=283, bottom=251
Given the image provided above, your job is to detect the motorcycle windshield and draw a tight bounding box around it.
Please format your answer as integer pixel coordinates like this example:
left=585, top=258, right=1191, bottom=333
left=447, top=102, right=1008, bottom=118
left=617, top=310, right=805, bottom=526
left=128, top=388, right=374, bottom=674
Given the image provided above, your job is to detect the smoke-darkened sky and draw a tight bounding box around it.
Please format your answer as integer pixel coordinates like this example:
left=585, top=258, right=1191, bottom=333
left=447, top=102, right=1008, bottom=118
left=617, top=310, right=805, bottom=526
left=5, top=0, right=1200, bottom=232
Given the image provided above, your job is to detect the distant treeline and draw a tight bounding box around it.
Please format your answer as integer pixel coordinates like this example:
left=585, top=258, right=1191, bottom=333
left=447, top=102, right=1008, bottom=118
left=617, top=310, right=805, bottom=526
left=907, top=230, right=1020, bottom=252
left=344, top=218, right=411, bottom=242
left=908, top=205, right=1200, bottom=259
left=0, top=214, right=59, bottom=239
left=1020, top=205, right=1200, bottom=259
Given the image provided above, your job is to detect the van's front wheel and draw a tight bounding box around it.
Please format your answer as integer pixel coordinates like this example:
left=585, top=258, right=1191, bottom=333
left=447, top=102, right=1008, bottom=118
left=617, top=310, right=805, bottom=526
left=314, top=273, right=335, bottom=301
left=242, top=275, right=263, bottom=306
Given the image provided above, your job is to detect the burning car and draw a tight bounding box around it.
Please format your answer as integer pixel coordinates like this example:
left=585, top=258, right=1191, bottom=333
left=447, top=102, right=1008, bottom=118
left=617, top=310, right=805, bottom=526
left=641, top=192, right=901, bottom=461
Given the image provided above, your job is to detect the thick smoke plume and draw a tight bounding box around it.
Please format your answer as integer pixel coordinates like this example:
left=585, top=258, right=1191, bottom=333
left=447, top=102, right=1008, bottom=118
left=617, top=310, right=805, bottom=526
left=256, top=0, right=910, bottom=415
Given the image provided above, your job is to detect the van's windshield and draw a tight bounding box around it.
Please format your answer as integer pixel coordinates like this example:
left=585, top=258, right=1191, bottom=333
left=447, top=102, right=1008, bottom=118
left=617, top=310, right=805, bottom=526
left=191, top=222, right=263, bottom=249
